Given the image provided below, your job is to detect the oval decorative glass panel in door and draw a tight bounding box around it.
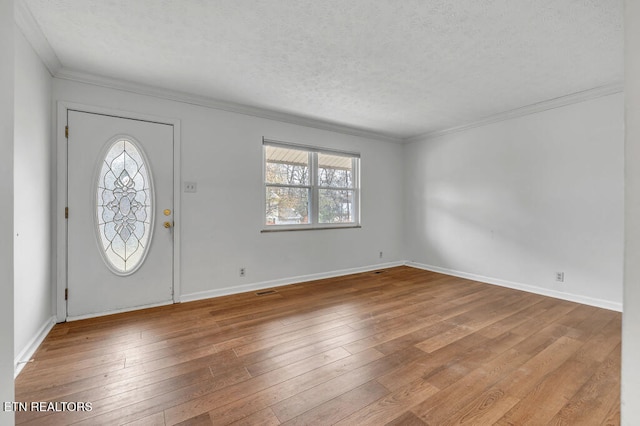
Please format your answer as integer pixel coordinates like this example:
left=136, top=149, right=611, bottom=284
left=96, top=138, right=154, bottom=275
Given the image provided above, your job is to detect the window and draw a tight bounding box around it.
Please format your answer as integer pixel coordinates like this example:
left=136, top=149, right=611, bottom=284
left=96, top=138, right=153, bottom=274
left=263, top=139, right=360, bottom=230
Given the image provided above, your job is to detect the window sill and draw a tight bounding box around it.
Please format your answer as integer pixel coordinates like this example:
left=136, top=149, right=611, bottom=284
left=261, top=225, right=362, bottom=233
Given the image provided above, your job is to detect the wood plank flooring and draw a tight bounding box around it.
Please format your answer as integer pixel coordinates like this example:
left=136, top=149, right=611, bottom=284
left=14, top=266, right=621, bottom=425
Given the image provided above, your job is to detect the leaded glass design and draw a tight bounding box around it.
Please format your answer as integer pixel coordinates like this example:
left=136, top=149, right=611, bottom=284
left=96, top=139, right=153, bottom=274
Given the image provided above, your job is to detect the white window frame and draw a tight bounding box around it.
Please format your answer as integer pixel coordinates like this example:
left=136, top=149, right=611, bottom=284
left=262, top=138, right=361, bottom=231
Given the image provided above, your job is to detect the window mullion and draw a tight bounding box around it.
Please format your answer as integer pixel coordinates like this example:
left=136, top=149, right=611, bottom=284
left=310, top=152, right=319, bottom=225
left=321, top=186, right=355, bottom=191
left=266, top=183, right=311, bottom=189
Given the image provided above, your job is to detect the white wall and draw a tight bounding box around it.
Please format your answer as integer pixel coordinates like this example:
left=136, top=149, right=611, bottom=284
left=52, top=79, right=405, bottom=302
left=404, top=93, right=624, bottom=310
left=622, top=1, right=640, bottom=423
left=0, top=0, right=15, bottom=422
left=13, top=27, right=53, bottom=367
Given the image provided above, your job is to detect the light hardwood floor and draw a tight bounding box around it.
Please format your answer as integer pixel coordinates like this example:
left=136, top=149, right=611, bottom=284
left=15, top=266, right=621, bottom=425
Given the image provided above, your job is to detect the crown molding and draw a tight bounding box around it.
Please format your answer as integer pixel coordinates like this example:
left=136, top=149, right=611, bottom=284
left=14, top=0, right=62, bottom=76
left=51, top=67, right=626, bottom=145
left=53, top=68, right=405, bottom=144
left=403, top=83, right=624, bottom=144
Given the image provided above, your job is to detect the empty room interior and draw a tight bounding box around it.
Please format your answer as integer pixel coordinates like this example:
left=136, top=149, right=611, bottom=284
left=2, top=0, right=640, bottom=425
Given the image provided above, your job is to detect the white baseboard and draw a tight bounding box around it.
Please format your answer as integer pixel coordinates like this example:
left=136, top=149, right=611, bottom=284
left=14, top=316, right=56, bottom=378
left=180, top=260, right=622, bottom=312
left=12, top=260, right=619, bottom=379
left=406, top=262, right=622, bottom=312
left=180, top=261, right=405, bottom=303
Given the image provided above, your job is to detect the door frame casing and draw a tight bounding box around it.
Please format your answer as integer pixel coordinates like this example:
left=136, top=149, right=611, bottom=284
left=55, top=102, right=182, bottom=322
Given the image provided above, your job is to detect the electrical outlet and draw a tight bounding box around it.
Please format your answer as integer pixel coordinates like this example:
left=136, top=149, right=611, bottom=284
left=240, top=267, right=246, bottom=277
left=379, top=251, right=383, bottom=259
left=555, top=272, right=564, bottom=282
left=184, top=182, right=197, bottom=193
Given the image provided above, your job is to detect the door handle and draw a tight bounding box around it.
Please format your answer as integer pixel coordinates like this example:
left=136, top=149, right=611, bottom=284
left=163, top=221, right=172, bottom=229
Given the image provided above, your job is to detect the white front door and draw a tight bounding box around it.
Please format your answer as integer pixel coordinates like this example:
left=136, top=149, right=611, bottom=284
left=67, top=110, right=174, bottom=318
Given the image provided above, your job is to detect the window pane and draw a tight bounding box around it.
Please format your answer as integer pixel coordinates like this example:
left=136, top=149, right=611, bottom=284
left=266, top=186, right=310, bottom=225
left=265, top=146, right=309, bottom=185
left=97, top=139, right=152, bottom=274
left=318, top=153, right=353, bottom=188
left=319, top=189, right=354, bottom=223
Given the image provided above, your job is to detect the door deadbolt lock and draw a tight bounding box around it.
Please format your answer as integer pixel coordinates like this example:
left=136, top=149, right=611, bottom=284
left=163, top=209, right=171, bottom=216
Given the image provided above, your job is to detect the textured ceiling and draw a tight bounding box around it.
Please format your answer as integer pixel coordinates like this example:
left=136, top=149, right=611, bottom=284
left=23, top=0, right=623, bottom=140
